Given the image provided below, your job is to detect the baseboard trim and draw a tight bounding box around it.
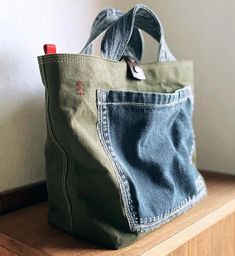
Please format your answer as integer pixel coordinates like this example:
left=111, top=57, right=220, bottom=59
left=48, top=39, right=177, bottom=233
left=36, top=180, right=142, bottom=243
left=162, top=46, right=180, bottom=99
left=0, top=181, right=47, bottom=215
left=200, top=169, right=235, bottom=177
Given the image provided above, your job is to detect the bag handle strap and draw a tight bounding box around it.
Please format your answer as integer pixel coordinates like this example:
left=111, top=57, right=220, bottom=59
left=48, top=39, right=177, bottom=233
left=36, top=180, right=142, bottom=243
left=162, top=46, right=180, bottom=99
left=80, top=8, right=143, bottom=61
left=101, top=4, right=176, bottom=62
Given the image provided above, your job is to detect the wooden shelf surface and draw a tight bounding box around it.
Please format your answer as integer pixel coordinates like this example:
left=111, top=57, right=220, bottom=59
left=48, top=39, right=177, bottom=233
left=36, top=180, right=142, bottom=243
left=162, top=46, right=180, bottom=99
left=0, top=172, right=235, bottom=256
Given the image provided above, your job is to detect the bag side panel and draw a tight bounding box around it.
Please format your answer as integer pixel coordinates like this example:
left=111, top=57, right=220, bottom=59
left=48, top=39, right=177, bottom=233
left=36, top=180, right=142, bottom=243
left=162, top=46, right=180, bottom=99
left=41, top=75, right=74, bottom=234
left=40, top=60, right=139, bottom=249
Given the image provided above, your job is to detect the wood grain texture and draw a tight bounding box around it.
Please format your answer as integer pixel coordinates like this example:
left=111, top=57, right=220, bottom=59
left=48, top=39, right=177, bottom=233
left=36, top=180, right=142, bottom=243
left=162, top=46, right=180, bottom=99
left=0, top=172, right=234, bottom=256
left=0, top=246, right=18, bottom=256
left=169, top=212, right=235, bottom=256
left=0, top=233, right=49, bottom=256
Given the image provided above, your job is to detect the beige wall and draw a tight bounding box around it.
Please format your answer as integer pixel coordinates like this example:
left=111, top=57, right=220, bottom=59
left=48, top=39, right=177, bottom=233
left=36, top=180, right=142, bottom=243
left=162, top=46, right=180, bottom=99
left=0, top=0, right=234, bottom=193
left=114, top=0, right=235, bottom=175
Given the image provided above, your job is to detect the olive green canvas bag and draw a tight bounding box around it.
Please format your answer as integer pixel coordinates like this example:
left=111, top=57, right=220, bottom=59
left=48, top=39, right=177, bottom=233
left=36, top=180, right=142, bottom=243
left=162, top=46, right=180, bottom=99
left=38, top=4, right=207, bottom=249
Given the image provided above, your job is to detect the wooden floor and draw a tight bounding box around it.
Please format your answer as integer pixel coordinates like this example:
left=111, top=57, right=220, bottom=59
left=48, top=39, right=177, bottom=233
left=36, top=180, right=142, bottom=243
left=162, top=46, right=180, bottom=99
left=0, top=172, right=235, bottom=256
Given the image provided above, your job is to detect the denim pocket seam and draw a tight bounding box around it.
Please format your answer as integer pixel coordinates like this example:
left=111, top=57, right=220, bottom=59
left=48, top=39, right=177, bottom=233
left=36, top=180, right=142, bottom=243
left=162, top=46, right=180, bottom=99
left=136, top=189, right=206, bottom=232
left=98, top=97, right=191, bottom=108
left=101, top=86, right=191, bottom=96
left=96, top=102, right=137, bottom=231
left=97, top=86, right=193, bottom=107
left=189, top=95, right=196, bottom=164
left=96, top=89, right=206, bottom=232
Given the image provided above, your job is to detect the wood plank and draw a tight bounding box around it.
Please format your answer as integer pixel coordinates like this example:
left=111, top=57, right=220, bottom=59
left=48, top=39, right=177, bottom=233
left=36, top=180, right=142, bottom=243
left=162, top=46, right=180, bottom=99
left=0, top=172, right=234, bottom=256
left=0, top=233, right=49, bottom=256
left=169, top=212, right=235, bottom=256
left=0, top=246, right=18, bottom=256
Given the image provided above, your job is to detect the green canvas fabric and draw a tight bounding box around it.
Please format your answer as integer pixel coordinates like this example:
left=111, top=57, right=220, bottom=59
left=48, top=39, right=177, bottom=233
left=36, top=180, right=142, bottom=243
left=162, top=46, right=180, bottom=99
left=38, top=54, right=194, bottom=248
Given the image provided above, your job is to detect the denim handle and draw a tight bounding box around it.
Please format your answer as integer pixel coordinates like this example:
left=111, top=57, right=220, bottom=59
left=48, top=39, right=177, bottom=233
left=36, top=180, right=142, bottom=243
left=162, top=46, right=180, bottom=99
left=80, top=8, right=143, bottom=61
left=102, top=4, right=176, bottom=62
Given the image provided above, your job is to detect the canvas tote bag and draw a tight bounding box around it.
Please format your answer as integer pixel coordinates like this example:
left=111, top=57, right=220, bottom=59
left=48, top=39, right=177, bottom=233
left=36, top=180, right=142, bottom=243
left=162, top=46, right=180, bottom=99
left=38, top=4, right=207, bottom=249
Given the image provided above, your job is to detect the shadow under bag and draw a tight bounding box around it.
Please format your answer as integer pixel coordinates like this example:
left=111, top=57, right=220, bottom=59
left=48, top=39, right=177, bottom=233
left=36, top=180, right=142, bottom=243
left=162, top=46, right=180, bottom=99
left=38, top=4, right=207, bottom=249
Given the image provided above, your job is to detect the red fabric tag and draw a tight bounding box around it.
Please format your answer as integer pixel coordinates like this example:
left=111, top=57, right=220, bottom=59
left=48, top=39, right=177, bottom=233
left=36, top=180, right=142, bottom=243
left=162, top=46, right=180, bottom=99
left=43, top=44, right=56, bottom=55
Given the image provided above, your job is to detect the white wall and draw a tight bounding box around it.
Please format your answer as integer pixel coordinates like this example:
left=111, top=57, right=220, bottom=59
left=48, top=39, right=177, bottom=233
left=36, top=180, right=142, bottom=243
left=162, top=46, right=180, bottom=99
left=0, top=0, right=115, bottom=193
left=0, top=0, right=234, bottom=193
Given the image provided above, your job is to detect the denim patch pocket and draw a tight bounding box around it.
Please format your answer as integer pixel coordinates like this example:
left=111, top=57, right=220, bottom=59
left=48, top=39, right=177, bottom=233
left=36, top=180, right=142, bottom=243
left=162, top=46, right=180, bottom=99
left=96, top=86, right=207, bottom=232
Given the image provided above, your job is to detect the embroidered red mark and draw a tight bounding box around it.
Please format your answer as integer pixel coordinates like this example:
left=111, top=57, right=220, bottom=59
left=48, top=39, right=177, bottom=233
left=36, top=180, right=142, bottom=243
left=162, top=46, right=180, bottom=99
left=76, top=81, right=84, bottom=95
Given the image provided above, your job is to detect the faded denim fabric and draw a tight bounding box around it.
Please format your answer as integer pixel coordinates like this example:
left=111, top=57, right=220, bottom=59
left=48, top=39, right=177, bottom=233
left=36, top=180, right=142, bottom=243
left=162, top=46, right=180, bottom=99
left=96, top=86, right=206, bottom=232
left=81, top=4, right=175, bottom=62
left=100, top=4, right=175, bottom=62
left=81, top=8, right=144, bottom=61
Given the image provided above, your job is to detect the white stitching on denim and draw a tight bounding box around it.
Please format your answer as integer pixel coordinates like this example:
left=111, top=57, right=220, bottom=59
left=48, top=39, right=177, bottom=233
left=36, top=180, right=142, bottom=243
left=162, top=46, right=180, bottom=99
left=195, top=176, right=205, bottom=192
left=96, top=89, right=207, bottom=232
left=136, top=189, right=206, bottom=232
left=189, top=94, right=196, bottom=164
left=99, top=86, right=193, bottom=107
left=115, top=12, right=131, bottom=60
left=102, top=86, right=192, bottom=96
left=99, top=97, right=191, bottom=108
left=45, top=87, right=74, bottom=233
left=96, top=97, right=136, bottom=231
left=104, top=106, right=139, bottom=227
